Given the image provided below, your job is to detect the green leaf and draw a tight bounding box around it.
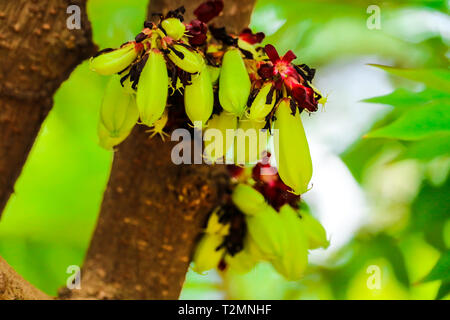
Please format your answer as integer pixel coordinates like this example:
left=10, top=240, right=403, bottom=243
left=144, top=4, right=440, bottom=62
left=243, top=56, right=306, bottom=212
left=421, top=250, right=450, bottom=283
left=369, top=65, right=450, bottom=93
left=363, top=88, right=450, bottom=109
left=394, top=133, right=450, bottom=162
left=436, top=281, right=450, bottom=300
left=365, top=103, right=450, bottom=140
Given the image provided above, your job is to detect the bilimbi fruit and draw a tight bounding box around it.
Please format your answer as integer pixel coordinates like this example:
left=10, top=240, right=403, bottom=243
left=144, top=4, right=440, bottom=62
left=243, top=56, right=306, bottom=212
left=161, top=18, right=186, bottom=40
left=248, top=82, right=276, bottom=121
left=219, top=48, right=251, bottom=116
left=300, top=211, right=329, bottom=249
left=231, top=183, right=267, bottom=216
left=90, top=42, right=141, bottom=75
left=168, top=44, right=204, bottom=74
left=184, top=65, right=214, bottom=127
left=98, top=77, right=139, bottom=150
left=274, top=98, right=313, bottom=195
left=136, top=49, right=169, bottom=127
left=192, top=233, right=225, bottom=274
left=203, top=111, right=238, bottom=163
left=233, top=115, right=269, bottom=165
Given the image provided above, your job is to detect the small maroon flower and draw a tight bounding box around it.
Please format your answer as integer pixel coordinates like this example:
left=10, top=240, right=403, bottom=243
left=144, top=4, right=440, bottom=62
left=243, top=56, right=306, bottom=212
left=227, top=165, right=245, bottom=179
left=186, top=19, right=208, bottom=46
left=263, top=44, right=318, bottom=112
left=252, top=154, right=300, bottom=211
left=239, top=28, right=265, bottom=44
left=194, top=0, right=224, bottom=23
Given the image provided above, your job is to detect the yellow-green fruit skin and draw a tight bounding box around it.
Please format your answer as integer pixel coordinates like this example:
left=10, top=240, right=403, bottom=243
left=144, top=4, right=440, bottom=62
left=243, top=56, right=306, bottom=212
left=233, top=115, right=269, bottom=165
left=300, top=211, right=329, bottom=249
left=248, top=83, right=276, bottom=120
left=184, top=65, right=214, bottom=127
left=168, top=45, right=204, bottom=74
left=161, top=18, right=186, bottom=40
left=192, top=234, right=225, bottom=274
left=90, top=44, right=138, bottom=75
left=271, top=204, right=309, bottom=281
left=203, top=112, right=238, bottom=163
left=219, top=48, right=251, bottom=116
left=206, top=65, right=221, bottom=84
left=136, top=50, right=169, bottom=127
left=274, top=99, right=313, bottom=195
left=231, top=184, right=267, bottom=216
left=98, top=78, right=139, bottom=150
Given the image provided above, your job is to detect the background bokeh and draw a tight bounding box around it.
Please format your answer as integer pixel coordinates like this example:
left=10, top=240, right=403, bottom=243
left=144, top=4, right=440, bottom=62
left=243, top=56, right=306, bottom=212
left=0, top=0, right=448, bottom=299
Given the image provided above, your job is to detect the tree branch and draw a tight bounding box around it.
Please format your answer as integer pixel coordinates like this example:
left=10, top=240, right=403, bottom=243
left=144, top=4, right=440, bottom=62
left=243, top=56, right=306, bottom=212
left=0, top=0, right=95, bottom=217
left=67, top=0, right=256, bottom=300
left=0, top=256, right=50, bottom=300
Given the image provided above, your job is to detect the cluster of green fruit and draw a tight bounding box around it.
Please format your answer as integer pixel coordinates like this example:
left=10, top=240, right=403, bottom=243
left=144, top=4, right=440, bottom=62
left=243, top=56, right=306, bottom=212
left=193, top=179, right=329, bottom=281
left=90, top=2, right=325, bottom=196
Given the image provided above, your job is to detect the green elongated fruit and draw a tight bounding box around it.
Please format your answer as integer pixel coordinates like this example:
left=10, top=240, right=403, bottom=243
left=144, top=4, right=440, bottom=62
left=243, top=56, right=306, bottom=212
left=233, top=115, right=269, bottom=165
left=248, top=82, right=276, bottom=120
left=206, top=65, right=220, bottom=84
left=225, top=240, right=258, bottom=274
left=203, top=111, right=238, bottom=164
left=90, top=43, right=139, bottom=75
left=192, top=234, right=225, bottom=274
left=98, top=78, right=139, bottom=150
left=219, top=48, right=251, bottom=116
left=300, top=211, right=329, bottom=249
left=274, top=98, right=313, bottom=195
left=245, top=205, right=284, bottom=260
left=136, top=49, right=169, bottom=127
left=205, top=209, right=230, bottom=236
left=184, top=65, right=214, bottom=127
left=271, top=204, right=309, bottom=281
left=161, top=18, right=185, bottom=40
left=168, top=44, right=204, bottom=73
left=231, top=184, right=267, bottom=216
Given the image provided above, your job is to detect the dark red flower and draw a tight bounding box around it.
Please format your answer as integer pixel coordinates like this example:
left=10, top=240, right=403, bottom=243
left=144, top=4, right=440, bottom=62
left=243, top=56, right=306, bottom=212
left=194, top=0, right=224, bottom=23
left=252, top=154, right=300, bottom=211
left=263, top=44, right=318, bottom=112
left=186, top=19, right=208, bottom=46
left=239, top=28, right=265, bottom=44
left=227, top=165, right=244, bottom=179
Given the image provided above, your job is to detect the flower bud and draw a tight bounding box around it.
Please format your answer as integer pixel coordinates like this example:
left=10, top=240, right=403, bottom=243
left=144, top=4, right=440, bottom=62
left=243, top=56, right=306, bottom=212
left=136, top=50, right=169, bottom=127
left=203, top=111, right=238, bottom=164
left=97, top=77, right=138, bottom=150
left=161, top=18, right=186, bottom=40
left=231, top=184, right=267, bottom=216
left=184, top=65, right=214, bottom=128
left=192, top=234, right=225, bottom=274
left=168, top=44, right=205, bottom=74
left=274, top=98, right=313, bottom=195
left=90, top=43, right=140, bottom=75
left=248, top=82, right=276, bottom=120
left=219, top=48, right=251, bottom=116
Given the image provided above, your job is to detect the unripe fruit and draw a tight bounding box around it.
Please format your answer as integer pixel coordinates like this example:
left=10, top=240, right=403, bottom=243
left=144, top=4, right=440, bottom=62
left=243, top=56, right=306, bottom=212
left=136, top=50, right=169, bottom=127
left=274, top=98, right=313, bottom=195
left=233, top=115, right=269, bottom=165
left=271, top=204, right=309, bottom=281
left=90, top=43, right=139, bottom=75
left=219, top=48, right=251, bottom=116
left=231, top=184, right=267, bottom=216
left=205, top=209, right=230, bottom=236
left=206, top=65, right=220, bottom=84
left=300, top=211, right=329, bottom=249
left=245, top=205, right=284, bottom=260
left=248, top=82, right=276, bottom=120
left=225, top=242, right=258, bottom=274
left=203, top=112, right=238, bottom=164
left=98, top=78, right=139, bottom=150
left=168, top=44, right=204, bottom=74
left=161, top=18, right=186, bottom=40
left=184, top=65, right=214, bottom=128
left=192, top=234, right=225, bottom=274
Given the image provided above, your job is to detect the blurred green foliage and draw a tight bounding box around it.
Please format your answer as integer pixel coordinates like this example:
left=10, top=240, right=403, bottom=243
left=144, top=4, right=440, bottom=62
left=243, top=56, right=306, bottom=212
left=0, top=0, right=448, bottom=299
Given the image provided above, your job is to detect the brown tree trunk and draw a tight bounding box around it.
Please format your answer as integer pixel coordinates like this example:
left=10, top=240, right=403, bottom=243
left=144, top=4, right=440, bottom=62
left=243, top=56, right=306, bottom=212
left=0, top=0, right=95, bottom=217
left=68, top=0, right=256, bottom=300
left=0, top=256, right=50, bottom=300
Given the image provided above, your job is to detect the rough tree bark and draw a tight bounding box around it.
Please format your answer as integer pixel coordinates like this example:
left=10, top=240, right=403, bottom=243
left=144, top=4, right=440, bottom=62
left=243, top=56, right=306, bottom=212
left=67, top=0, right=256, bottom=300
left=0, top=0, right=95, bottom=217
